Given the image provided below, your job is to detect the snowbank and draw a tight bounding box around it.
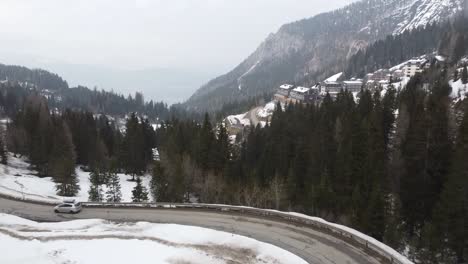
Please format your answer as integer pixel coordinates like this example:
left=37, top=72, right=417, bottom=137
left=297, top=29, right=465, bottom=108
left=0, top=213, right=307, bottom=264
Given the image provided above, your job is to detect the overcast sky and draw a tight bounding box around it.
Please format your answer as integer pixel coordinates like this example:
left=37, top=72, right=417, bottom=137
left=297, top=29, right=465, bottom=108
left=0, top=0, right=356, bottom=102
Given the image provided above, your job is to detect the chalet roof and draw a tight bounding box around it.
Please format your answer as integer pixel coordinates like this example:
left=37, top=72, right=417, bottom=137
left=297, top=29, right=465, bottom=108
left=280, top=84, right=294, bottom=90
left=343, top=80, right=363, bottom=85
left=325, top=72, right=343, bottom=83
left=323, top=81, right=341, bottom=86
left=293, top=86, right=310, bottom=93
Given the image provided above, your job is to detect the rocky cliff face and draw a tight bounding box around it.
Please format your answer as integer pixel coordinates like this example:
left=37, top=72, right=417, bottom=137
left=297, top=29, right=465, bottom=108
left=186, top=0, right=464, bottom=112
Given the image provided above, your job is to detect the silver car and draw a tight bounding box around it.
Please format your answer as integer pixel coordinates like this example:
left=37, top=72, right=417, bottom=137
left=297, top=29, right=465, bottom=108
left=54, top=200, right=82, bottom=214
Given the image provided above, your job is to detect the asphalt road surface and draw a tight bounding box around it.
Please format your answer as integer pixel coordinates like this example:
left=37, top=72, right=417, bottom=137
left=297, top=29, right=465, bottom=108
left=0, top=197, right=387, bottom=264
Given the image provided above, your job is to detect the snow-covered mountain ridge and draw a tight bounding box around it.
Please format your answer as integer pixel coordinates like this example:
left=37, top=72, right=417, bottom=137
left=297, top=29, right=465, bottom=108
left=186, top=0, right=465, bottom=112
left=392, top=0, right=463, bottom=34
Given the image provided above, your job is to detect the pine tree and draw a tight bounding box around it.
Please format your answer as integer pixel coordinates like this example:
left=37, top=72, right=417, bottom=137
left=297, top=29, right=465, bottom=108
left=215, top=123, right=230, bottom=172
left=89, top=137, right=109, bottom=182
left=367, top=185, right=386, bottom=241
left=399, top=76, right=429, bottom=234
left=122, top=113, right=146, bottom=180
left=151, top=160, right=171, bottom=202
left=26, top=97, right=52, bottom=176
left=430, top=103, right=468, bottom=262
left=106, top=171, right=122, bottom=202
left=88, top=169, right=103, bottom=202
left=50, top=121, right=80, bottom=197
left=132, top=176, right=149, bottom=202
left=453, top=68, right=459, bottom=81
left=0, top=137, right=7, bottom=165
left=462, top=66, right=468, bottom=84
left=383, top=198, right=403, bottom=252
left=424, top=80, right=452, bottom=222
left=88, top=183, right=103, bottom=202
left=198, top=113, right=215, bottom=171
left=382, top=85, right=397, bottom=149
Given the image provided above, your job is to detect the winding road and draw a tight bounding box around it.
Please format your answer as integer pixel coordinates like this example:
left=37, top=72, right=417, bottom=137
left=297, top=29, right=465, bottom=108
left=0, top=196, right=388, bottom=264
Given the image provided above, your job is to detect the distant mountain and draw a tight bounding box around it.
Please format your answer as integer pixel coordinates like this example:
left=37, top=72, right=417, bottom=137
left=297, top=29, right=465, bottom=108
left=0, top=64, right=68, bottom=91
left=0, top=64, right=178, bottom=120
left=45, top=64, right=216, bottom=105
left=185, top=0, right=465, bottom=112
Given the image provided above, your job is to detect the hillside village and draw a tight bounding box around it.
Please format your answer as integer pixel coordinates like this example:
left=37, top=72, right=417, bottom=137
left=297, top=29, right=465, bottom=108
left=275, top=56, right=434, bottom=104
left=225, top=54, right=467, bottom=136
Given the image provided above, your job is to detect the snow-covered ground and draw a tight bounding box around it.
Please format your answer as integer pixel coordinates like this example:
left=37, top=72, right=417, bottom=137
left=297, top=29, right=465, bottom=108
left=0, top=213, right=306, bottom=264
left=0, top=154, right=151, bottom=203
left=257, top=101, right=277, bottom=118
left=226, top=112, right=251, bottom=127
left=450, top=79, right=467, bottom=102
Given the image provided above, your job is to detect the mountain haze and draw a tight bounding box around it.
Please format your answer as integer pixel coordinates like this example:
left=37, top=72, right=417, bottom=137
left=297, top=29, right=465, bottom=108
left=186, top=0, right=465, bottom=112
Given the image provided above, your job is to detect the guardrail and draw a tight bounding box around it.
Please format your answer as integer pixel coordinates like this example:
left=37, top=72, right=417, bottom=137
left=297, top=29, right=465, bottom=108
left=81, top=202, right=411, bottom=264
left=0, top=192, right=411, bottom=264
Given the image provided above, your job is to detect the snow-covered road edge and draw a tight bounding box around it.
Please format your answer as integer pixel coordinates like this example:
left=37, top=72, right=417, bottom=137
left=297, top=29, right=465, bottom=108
left=0, top=194, right=413, bottom=264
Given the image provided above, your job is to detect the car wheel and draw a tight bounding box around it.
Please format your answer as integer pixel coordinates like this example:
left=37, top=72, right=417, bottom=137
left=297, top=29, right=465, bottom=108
left=54, top=210, right=59, bottom=213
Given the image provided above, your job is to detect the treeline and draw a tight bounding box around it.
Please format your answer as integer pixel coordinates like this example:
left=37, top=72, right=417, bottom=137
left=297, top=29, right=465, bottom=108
left=0, top=63, right=201, bottom=121
left=346, top=16, right=468, bottom=78
left=52, top=86, right=175, bottom=119
left=0, top=80, right=201, bottom=121
left=154, top=68, right=468, bottom=263
left=0, top=64, right=68, bottom=91
left=6, top=95, right=156, bottom=197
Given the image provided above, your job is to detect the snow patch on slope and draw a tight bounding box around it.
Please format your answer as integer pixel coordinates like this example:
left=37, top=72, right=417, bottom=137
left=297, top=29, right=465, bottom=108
left=0, top=154, right=151, bottom=203
left=238, top=60, right=261, bottom=90
left=450, top=79, right=468, bottom=101
left=393, top=0, right=463, bottom=35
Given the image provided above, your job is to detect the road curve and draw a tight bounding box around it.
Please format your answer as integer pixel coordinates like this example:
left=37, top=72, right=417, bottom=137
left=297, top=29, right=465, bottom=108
left=0, top=197, right=387, bottom=264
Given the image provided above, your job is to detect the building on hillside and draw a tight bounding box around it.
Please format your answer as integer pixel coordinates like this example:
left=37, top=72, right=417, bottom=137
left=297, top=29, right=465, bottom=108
left=403, top=60, right=425, bottom=77
left=322, top=81, right=343, bottom=94
left=309, top=85, right=321, bottom=103
left=368, top=69, right=391, bottom=83
left=392, top=69, right=405, bottom=80
left=288, top=86, right=320, bottom=104
left=289, top=86, right=311, bottom=103
left=343, top=80, right=363, bottom=93
left=274, top=84, right=295, bottom=102
left=225, top=114, right=251, bottom=135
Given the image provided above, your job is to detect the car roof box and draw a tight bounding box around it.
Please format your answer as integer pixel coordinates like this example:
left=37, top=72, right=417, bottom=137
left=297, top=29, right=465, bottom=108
left=63, top=198, right=76, bottom=204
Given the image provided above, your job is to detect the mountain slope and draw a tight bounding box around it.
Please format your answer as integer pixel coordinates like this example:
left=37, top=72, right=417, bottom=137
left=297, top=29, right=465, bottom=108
left=186, top=0, right=465, bottom=112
